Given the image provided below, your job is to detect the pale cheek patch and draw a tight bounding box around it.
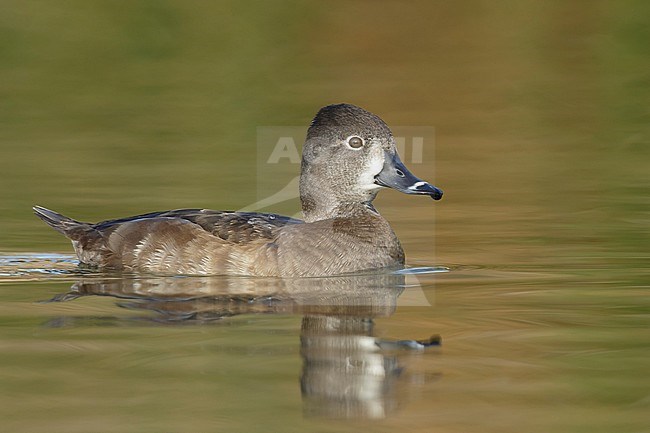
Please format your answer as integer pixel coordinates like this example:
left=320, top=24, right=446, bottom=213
left=359, top=149, right=385, bottom=191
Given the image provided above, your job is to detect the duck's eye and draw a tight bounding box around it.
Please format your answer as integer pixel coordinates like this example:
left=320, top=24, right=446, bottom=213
left=347, top=136, right=364, bottom=149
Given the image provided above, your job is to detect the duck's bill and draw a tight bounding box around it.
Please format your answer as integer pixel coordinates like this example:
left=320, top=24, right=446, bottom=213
left=374, top=152, right=443, bottom=200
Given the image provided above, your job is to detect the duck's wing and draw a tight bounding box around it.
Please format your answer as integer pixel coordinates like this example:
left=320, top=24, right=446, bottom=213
left=93, top=208, right=304, bottom=244
left=35, top=206, right=305, bottom=274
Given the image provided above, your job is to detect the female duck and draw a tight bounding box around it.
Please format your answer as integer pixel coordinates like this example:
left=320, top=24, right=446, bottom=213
left=34, top=104, right=442, bottom=277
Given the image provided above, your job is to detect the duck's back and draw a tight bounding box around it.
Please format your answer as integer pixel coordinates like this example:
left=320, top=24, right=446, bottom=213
left=33, top=206, right=404, bottom=277
left=34, top=207, right=300, bottom=276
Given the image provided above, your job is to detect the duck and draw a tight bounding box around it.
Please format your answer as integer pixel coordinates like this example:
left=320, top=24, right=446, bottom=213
left=33, top=104, right=443, bottom=277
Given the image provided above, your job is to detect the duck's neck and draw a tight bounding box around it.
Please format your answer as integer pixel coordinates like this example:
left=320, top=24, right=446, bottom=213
left=299, top=162, right=380, bottom=222
left=301, top=194, right=378, bottom=222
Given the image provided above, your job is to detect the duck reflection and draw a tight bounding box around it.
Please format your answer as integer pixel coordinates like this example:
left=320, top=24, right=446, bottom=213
left=45, top=271, right=440, bottom=418
left=46, top=271, right=409, bottom=319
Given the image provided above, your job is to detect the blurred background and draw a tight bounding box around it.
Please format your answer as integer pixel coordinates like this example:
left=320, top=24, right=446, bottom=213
left=1, top=2, right=649, bottom=432
left=1, top=0, right=647, bottom=264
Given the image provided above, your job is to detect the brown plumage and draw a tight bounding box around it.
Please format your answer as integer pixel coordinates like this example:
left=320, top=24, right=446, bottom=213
left=34, top=104, right=443, bottom=277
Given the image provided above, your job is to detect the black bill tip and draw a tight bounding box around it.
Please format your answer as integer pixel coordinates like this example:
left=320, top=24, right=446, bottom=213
left=407, top=181, right=443, bottom=200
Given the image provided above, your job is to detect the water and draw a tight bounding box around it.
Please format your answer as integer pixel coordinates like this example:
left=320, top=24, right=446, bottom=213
left=1, top=1, right=649, bottom=432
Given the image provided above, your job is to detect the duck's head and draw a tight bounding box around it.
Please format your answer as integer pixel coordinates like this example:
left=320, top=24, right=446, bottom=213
left=300, top=104, right=443, bottom=221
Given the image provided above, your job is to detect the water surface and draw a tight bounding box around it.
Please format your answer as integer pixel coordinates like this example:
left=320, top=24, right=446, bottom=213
left=1, top=2, right=648, bottom=432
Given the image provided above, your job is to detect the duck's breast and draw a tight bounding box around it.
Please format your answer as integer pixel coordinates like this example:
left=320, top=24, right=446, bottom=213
left=274, top=215, right=404, bottom=277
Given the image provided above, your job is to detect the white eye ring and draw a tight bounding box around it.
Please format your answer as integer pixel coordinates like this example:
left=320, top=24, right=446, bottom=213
left=346, top=136, right=364, bottom=149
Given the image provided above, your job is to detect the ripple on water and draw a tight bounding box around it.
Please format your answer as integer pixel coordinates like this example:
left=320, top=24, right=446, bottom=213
left=394, top=266, right=449, bottom=275
left=0, top=253, right=82, bottom=280
left=0, top=254, right=451, bottom=281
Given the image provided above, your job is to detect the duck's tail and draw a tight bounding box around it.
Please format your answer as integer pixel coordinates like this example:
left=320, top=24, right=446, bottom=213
left=32, top=205, right=91, bottom=239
